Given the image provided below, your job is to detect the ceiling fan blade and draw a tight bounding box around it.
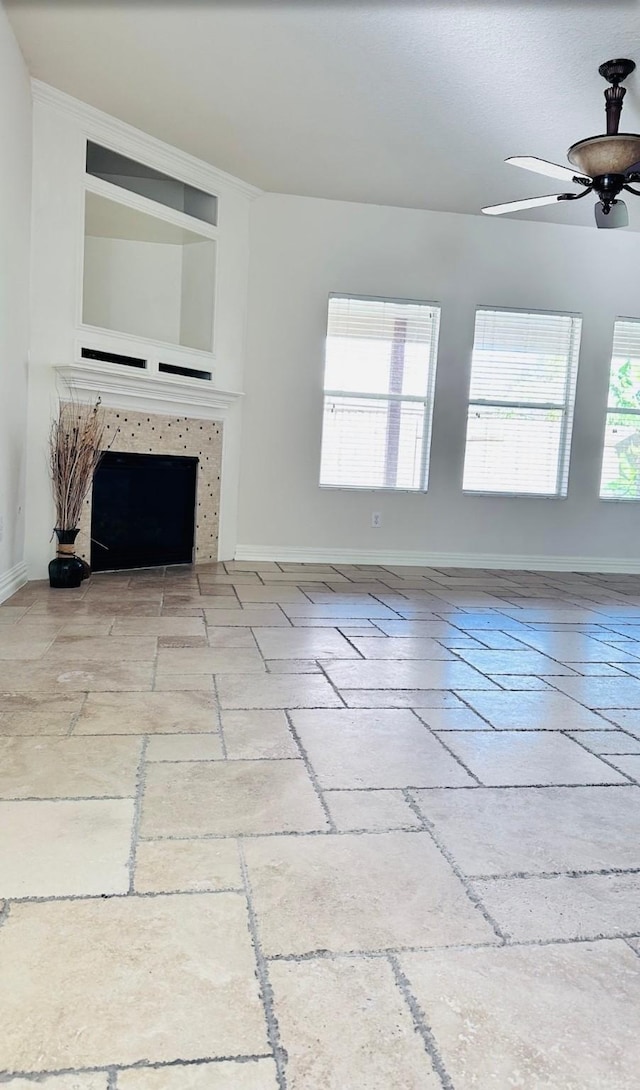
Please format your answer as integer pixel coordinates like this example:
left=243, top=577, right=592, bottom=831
left=506, top=156, right=590, bottom=183
left=482, top=194, right=566, bottom=216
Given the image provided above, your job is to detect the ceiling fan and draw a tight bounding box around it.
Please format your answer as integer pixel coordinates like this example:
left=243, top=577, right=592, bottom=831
left=482, top=58, right=640, bottom=228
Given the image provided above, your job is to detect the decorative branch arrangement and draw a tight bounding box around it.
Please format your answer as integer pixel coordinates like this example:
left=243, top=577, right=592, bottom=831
left=49, top=398, right=106, bottom=531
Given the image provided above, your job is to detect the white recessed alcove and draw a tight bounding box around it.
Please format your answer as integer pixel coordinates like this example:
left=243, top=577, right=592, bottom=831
left=86, top=140, right=218, bottom=226
left=82, top=191, right=216, bottom=353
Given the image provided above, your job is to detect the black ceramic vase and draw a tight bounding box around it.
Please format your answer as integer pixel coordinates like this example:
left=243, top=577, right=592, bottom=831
left=48, top=529, right=86, bottom=589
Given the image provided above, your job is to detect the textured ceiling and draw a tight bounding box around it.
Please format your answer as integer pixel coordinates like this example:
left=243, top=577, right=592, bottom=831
left=6, top=0, right=640, bottom=228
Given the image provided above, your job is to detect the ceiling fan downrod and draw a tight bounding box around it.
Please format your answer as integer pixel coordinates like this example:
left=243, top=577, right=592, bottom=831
left=599, top=58, right=636, bottom=135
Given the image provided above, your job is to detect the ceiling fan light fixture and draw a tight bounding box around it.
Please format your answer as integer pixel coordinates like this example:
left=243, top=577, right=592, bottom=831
left=567, top=134, right=640, bottom=177
left=595, top=198, right=629, bottom=228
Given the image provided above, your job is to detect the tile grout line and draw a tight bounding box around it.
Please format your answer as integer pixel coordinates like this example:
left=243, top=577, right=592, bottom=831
left=210, top=673, right=229, bottom=759
left=66, top=691, right=89, bottom=737
left=403, top=789, right=508, bottom=944
left=558, top=729, right=639, bottom=784
left=237, top=842, right=289, bottom=1090
left=388, top=954, right=455, bottom=1090
left=127, top=735, right=148, bottom=895
left=0, top=1053, right=277, bottom=1084
left=283, top=710, right=337, bottom=832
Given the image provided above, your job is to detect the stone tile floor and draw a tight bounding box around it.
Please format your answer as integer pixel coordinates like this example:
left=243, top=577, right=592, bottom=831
left=1, top=561, right=640, bottom=1088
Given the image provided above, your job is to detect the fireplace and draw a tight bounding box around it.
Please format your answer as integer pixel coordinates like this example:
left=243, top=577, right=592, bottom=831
left=74, top=406, right=222, bottom=568
left=90, top=451, right=198, bottom=572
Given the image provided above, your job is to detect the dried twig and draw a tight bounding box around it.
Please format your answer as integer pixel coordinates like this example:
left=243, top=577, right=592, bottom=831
left=49, top=398, right=106, bottom=531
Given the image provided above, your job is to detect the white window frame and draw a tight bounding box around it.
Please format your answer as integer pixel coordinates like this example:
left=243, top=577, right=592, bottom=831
left=462, top=305, right=582, bottom=499
left=600, top=315, right=640, bottom=502
left=320, top=293, right=441, bottom=492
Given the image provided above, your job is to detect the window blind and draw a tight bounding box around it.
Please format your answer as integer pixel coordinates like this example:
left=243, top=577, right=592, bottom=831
left=462, top=307, right=582, bottom=496
left=600, top=318, right=640, bottom=499
left=320, top=295, right=441, bottom=490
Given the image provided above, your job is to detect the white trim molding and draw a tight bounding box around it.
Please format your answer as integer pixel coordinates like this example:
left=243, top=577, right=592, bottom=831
left=56, top=363, right=243, bottom=422
left=0, top=562, right=28, bottom=604
left=234, top=545, right=640, bottom=574
left=31, top=80, right=263, bottom=202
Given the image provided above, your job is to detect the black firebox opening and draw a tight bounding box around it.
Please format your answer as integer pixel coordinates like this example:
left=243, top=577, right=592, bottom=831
left=91, top=451, right=198, bottom=572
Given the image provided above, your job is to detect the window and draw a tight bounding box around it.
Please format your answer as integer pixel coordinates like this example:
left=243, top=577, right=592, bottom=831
left=600, top=318, right=640, bottom=499
left=319, top=295, right=441, bottom=490
left=462, top=307, right=582, bottom=496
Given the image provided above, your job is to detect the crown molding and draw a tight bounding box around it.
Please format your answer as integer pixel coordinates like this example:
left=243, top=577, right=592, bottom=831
left=31, top=79, right=263, bottom=202
left=234, top=544, right=640, bottom=574
left=56, top=362, right=243, bottom=422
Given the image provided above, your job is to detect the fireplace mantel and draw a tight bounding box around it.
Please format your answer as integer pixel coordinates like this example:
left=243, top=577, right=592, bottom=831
left=56, top=362, right=243, bottom=422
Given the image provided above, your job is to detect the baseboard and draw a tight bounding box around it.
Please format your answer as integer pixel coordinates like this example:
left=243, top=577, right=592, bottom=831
left=0, top=561, right=28, bottom=604
left=234, top=544, right=640, bottom=574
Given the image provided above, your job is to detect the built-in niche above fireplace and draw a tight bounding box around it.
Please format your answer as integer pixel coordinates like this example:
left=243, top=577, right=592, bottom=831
left=91, top=451, right=198, bottom=572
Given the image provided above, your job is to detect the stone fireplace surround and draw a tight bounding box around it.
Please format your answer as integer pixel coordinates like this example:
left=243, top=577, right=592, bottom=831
left=75, top=406, right=223, bottom=568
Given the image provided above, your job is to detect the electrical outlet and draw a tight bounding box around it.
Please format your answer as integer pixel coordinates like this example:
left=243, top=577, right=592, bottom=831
left=371, top=511, right=382, bottom=528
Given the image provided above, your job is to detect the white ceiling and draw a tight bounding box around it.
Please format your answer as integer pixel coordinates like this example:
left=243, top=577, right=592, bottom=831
left=6, top=0, right=640, bottom=229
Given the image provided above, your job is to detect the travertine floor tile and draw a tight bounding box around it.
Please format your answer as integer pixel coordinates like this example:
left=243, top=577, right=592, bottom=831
left=596, top=708, right=640, bottom=735
left=4, top=1076, right=107, bottom=1090
left=221, top=709, right=299, bottom=759
left=607, top=754, right=640, bottom=779
left=550, top=675, right=640, bottom=708
left=253, top=626, right=358, bottom=659
left=374, top=619, right=466, bottom=637
left=567, top=729, right=640, bottom=754
left=146, top=734, right=223, bottom=761
left=216, top=674, right=342, bottom=709
left=134, top=839, right=242, bottom=892
left=341, top=689, right=464, bottom=708
left=325, top=789, right=421, bottom=830
left=414, top=786, right=640, bottom=875
left=44, top=636, right=157, bottom=662
left=413, top=706, right=491, bottom=731
left=0, top=693, right=83, bottom=735
left=459, top=689, right=607, bottom=729
left=5, top=661, right=154, bottom=692
left=204, top=608, right=291, bottom=627
left=244, top=832, right=496, bottom=954
left=206, top=628, right=257, bottom=648
left=0, top=736, right=141, bottom=797
left=323, top=659, right=498, bottom=690
left=0, top=894, right=268, bottom=1073
left=400, top=942, right=640, bottom=1089
left=154, top=674, right=215, bottom=690
left=156, top=648, right=266, bottom=674
left=290, top=709, right=474, bottom=788
left=511, top=630, right=640, bottom=661
left=118, top=1060, right=279, bottom=1090
left=141, top=759, right=328, bottom=836
left=348, top=636, right=455, bottom=659
left=0, top=637, right=54, bottom=660
left=0, top=799, right=133, bottom=897
left=439, top=730, right=626, bottom=786
left=473, top=872, right=640, bottom=940
left=270, top=959, right=441, bottom=1089
left=456, top=647, right=576, bottom=674
left=75, top=691, right=217, bottom=734
left=112, top=618, right=205, bottom=636
left=0, top=606, right=30, bottom=622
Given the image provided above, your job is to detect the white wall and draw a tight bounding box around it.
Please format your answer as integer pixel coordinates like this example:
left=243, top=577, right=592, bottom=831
left=0, top=4, right=31, bottom=599
left=238, top=194, right=640, bottom=569
left=83, top=236, right=183, bottom=346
